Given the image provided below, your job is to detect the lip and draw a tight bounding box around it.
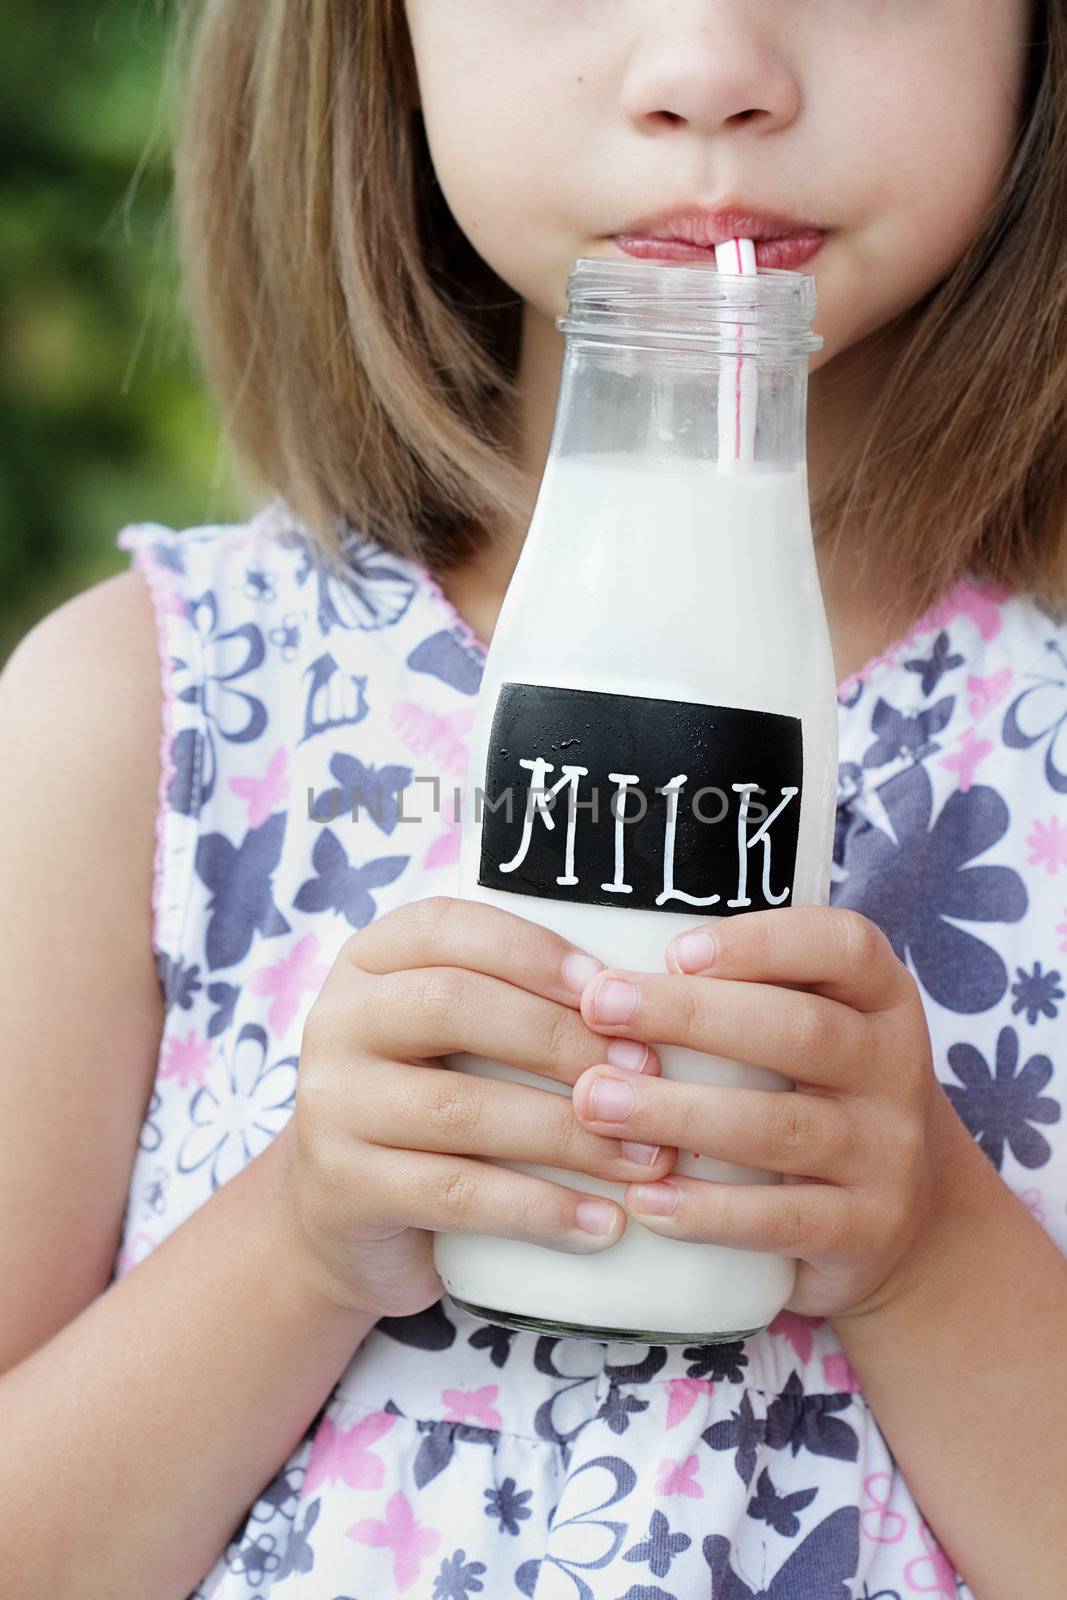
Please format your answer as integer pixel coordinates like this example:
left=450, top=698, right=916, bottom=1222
left=610, top=202, right=828, bottom=271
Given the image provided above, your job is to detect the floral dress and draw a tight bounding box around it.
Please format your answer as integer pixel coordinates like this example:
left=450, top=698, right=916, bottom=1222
left=114, top=502, right=1066, bottom=1600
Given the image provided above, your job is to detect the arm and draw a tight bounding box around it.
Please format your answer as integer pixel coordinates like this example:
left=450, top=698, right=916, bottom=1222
left=830, top=1101, right=1067, bottom=1600
left=0, top=578, right=372, bottom=1600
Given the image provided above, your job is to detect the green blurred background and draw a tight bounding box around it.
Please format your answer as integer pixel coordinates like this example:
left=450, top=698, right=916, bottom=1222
left=1, top=0, right=242, bottom=665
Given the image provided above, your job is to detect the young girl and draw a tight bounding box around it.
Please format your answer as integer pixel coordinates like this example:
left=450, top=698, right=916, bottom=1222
left=2, top=1, right=1065, bottom=1595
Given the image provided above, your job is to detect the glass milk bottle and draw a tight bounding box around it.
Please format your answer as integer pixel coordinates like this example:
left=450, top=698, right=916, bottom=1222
left=434, top=257, right=836, bottom=1343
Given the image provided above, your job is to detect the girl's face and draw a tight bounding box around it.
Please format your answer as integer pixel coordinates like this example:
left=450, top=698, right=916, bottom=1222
left=403, top=0, right=1035, bottom=367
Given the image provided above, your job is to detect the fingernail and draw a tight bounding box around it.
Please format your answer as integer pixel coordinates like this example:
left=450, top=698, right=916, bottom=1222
left=621, top=1140, right=660, bottom=1166
left=630, top=1182, right=678, bottom=1216
left=576, top=1199, right=618, bottom=1235
left=589, top=1075, right=635, bottom=1122
left=671, top=929, right=717, bottom=973
left=593, top=978, right=638, bottom=1024
left=606, top=1039, right=648, bottom=1072
left=562, top=951, right=603, bottom=994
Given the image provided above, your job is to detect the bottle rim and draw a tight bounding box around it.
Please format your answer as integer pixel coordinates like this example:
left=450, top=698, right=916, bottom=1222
left=556, top=255, right=823, bottom=356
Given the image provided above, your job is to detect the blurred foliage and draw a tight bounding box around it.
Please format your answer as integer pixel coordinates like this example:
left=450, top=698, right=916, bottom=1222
left=0, top=0, right=242, bottom=664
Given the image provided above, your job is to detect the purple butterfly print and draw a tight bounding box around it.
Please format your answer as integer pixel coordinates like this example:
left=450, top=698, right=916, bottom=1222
left=300, top=653, right=370, bottom=743
left=377, top=1298, right=458, bottom=1350
left=516, top=1455, right=638, bottom=1598
left=310, top=752, right=414, bottom=834
left=702, top=1506, right=858, bottom=1599
left=745, top=1467, right=818, bottom=1537
left=407, top=628, right=484, bottom=695
left=862, top=695, right=955, bottom=769
left=181, top=590, right=268, bottom=744
left=622, top=1509, right=691, bottom=1577
left=275, top=1497, right=319, bottom=1580
left=293, top=828, right=408, bottom=928
left=195, top=812, right=291, bottom=970
left=283, top=527, right=417, bottom=635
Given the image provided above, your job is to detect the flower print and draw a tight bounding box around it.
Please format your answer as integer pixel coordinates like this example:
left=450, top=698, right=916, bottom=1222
left=196, top=812, right=291, bottom=971
left=516, top=1456, right=637, bottom=1597
left=310, top=752, right=414, bottom=834
left=275, top=1497, right=319, bottom=1581
left=623, top=1508, right=691, bottom=1577
left=484, top=1476, right=533, bottom=1537
left=206, top=981, right=239, bottom=1038
left=833, top=763, right=1026, bottom=1014
left=226, top=1530, right=281, bottom=1584
left=903, top=632, right=964, bottom=697
left=860, top=1471, right=906, bottom=1545
left=862, top=695, right=954, bottom=770
left=250, top=1464, right=302, bottom=1524
left=442, top=1385, right=502, bottom=1429
left=268, top=609, right=306, bottom=661
left=158, top=953, right=202, bottom=1013
left=665, top=1378, right=715, bottom=1429
left=178, top=589, right=268, bottom=744
left=347, top=1490, right=442, bottom=1593
left=746, top=1467, right=818, bottom=1538
left=140, top=1166, right=168, bottom=1217
left=904, top=1520, right=957, bottom=1600
left=248, top=932, right=331, bottom=1037
left=467, top=1320, right=516, bottom=1368
left=1027, top=815, right=1067, bottom=875
left=242, top=564, right=278, bottom=604
left=159, top=1029, right=213, bottom=1092
left=283, top=525, right=418, bottom=635
left=176, top=1021, right=297, bottom=1189
left=939, top=728, right=993, bottom=794
left=230, top=746, right=289, bottom=829
left=304, top=1411, right=397, bottom=1496
left=1002, top=637, right=1067, bottom=794
left=942, top=1026, right=1060, bottom=1171
left=682, top=1340, right=748, bottom=1383
left=294, top=828, right=408, bottom=930
left=433, top=1548, right=487, bottom=1599
left=1010, top=961, right=1064, bottom=1025
left=703, top=1506, right=859, bottom=1599
left=656, top=1455, right=703, bottom=1499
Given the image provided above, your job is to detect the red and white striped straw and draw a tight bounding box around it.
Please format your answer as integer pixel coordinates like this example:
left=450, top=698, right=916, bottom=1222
left=714, top=237, right=757, bottom=465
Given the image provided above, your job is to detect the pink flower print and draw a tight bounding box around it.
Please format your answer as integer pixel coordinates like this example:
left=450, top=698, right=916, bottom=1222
left=441, top=1384, right=502, bottom=1429
left=665, top=1377, right=716, bottom=1429
left=939, top=729, right=993, bottom=794
left=1027, top=816, right=1067, bottom=876
left=160, top=1029, right=213, bottom=1091
left=348, top=1490, right=442, bottom=1592
left=860, top=1471, right=907, bottom=1544
left=767, top=1309, right=823, bottom=1364
left=904, top=1519, right=957, bottom=1597
left=966, top=666, right=1012, bottom=719
left=229, top=747, right=289, bottom=829
left=304, top=1410, right=397, bottom=1496
left=424, top=812, right=462, bottom=870
left=821, top=1351, right=862, bottom=1392
left=391, top=702, right=476, bottom=778
left=248, top=933, right=331, bottom=1036
left=656, top=1454, right=704, bottom=1499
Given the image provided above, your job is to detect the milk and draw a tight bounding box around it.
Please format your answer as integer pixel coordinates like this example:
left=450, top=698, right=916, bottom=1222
left=433, top=450, right=838, bottom=1342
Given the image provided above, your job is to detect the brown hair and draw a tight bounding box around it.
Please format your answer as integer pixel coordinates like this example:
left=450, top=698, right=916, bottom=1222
left=169, top=0, right=1067, bottom=617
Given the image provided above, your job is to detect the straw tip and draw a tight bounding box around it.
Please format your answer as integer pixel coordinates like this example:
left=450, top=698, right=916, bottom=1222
left=714, top=237, right=758, bottom=276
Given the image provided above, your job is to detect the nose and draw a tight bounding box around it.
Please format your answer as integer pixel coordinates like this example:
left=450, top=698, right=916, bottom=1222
left=620, top=4, right=801, bottom=137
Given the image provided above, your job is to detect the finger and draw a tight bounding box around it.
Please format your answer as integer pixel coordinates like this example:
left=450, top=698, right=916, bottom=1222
left=355, top=1142, right=629, bottom=1254
left=622, top=1171, right=854, bottom=1256
left=361, top=1059, right=677, bottom=1183
left=664, top=907, right=908, bottom=1013
left=343, top=894, right=612, bottom=1014
left=572, top=1069, right=857, bottom=1181
left=350, top=963, right=660, bottom=1086
left=578, top=969, right=873, bottom=1092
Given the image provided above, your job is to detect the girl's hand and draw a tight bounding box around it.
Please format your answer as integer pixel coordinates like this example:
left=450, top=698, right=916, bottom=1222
left=570, top=907, right=960, bottom=1321
left=282, top=896, right=676, bottom=1319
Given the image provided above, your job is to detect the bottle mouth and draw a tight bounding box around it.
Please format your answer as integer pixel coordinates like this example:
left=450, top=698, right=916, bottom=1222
left=556, top=256, right=823, bottom=357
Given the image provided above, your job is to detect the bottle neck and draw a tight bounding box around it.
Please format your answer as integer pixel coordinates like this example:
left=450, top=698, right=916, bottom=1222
left=548, top=337, right=811, bottom=472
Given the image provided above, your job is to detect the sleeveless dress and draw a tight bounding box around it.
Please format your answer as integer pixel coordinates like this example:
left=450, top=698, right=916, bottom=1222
left=114, top=501, right=1066, bottom=1600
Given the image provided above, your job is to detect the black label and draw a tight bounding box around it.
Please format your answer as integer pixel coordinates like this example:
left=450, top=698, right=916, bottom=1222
left=477, top=682, right=803, bottom=916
